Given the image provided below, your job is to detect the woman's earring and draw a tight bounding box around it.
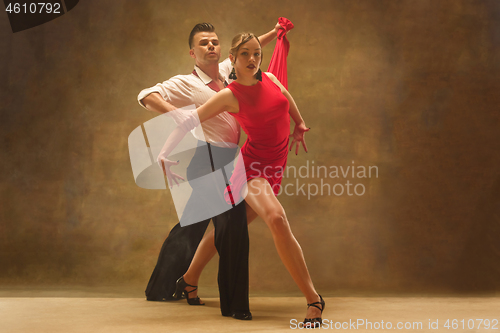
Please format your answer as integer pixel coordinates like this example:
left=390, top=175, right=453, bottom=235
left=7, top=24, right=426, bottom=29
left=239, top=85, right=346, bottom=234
left=229, top=67, right=237, bottom=80
left=255, top=68, right=262, bottom=81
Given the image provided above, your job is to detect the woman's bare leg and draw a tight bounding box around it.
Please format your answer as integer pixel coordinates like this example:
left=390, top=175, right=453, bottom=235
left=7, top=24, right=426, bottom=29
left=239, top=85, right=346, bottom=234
left=244, top=178, right=322, bottom=320
left=182, top=207, right=258, bottom=302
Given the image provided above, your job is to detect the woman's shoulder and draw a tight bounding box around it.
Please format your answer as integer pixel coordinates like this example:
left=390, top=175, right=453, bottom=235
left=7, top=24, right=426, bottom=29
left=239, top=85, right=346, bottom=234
left=264, top=71, right=277, bottom=82
left=219, top=86, right=234, bottom=94
left=217, top=87, right=239, bottom=113
left=263, top=72, right=285, bottom=92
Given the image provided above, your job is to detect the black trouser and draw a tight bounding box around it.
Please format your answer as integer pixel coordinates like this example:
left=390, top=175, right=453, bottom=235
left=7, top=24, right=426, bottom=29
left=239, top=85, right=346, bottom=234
left=145, top=142, right=249, bottom=315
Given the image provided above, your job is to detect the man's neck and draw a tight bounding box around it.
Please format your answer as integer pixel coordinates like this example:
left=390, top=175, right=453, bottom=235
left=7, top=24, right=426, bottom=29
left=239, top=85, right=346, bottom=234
left=196, top=62, right=220, bottom=81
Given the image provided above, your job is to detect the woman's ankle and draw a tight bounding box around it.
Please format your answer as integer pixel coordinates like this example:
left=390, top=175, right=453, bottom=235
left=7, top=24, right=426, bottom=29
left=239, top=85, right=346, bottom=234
left=183, top=273, right=198, bottom=286
left=305, top=293, right=320, bottom=304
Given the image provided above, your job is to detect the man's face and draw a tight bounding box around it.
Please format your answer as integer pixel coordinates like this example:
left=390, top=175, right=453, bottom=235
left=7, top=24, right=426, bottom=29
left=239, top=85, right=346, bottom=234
left=190, top=32, right=221, bottom=66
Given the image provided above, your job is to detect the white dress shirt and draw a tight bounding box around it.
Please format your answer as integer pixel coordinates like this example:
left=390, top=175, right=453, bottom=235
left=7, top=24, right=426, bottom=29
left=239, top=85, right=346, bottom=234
left=138, top=58, right=240, bottom=147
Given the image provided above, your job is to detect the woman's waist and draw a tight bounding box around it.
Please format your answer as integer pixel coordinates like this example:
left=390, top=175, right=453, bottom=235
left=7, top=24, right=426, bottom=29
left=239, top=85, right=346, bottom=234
left=241, top=140, right=289, bottom=162
left=243, top=135, right=289, bottom=149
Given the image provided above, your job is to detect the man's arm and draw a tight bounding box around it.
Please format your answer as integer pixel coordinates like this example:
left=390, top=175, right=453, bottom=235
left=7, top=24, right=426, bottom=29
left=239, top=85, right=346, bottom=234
left=138, top=76, right=192, bottom=114
left=141, top=93, right=177, bottom=114
left=258, top=22, right=282, bottom=48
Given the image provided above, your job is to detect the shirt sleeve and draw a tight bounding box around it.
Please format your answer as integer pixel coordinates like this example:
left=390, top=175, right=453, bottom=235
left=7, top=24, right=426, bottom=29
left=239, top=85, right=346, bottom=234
left=137, top=75, right=194, bottom=109
left=218, top=58, right=233, bottom=82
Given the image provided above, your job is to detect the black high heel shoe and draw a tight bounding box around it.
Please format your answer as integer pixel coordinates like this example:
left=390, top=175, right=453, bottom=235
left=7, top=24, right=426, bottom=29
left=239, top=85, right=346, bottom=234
left=172, top=276, right=205, bottom=306
left=303, top=294, right=325, bottom=329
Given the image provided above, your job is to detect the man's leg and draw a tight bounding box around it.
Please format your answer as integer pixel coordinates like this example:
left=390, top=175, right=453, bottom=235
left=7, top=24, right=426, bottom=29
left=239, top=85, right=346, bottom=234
left=213, top=202, right=250, bottom=316
left=145, top=219, right=210, bottom=301
left=146, top=141, right=226, bottom=301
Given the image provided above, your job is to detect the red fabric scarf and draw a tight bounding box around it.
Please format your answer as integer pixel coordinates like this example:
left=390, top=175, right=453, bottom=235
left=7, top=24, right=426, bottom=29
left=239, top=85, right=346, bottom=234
left=267, top=17, right=294, bottom=89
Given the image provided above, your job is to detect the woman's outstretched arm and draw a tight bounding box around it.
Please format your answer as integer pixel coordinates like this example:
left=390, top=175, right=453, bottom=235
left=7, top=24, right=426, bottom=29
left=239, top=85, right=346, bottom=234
left=196, top=88, right=239, bottom=122
left=265, top=72, right=310, bottom=154
left=157, top=88, right=239, bottom=185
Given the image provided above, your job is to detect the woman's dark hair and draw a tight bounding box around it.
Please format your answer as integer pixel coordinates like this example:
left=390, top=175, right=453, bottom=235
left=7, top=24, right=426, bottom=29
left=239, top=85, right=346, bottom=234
left=188, top=23, right=216, bottom=48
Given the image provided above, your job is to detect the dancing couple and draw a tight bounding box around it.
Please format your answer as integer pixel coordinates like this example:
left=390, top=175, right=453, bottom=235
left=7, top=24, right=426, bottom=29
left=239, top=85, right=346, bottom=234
left=138, top=19, right=324, bottom=328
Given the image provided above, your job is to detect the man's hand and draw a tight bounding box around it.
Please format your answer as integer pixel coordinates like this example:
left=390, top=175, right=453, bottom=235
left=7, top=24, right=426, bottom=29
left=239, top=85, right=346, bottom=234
left=289, top=123, right=310, bottom=155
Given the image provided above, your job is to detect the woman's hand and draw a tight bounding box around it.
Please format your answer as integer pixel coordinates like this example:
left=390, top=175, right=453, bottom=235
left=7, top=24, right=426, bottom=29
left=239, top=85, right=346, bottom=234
left=178, top=110, right=199, bottom=132
left=168, top=108, right=199, bottom=132
left=289, top=123, right=310, bottom=155
left=158, top=157, right=185, bottom=188
left=274, top=21, right=283, bottom=34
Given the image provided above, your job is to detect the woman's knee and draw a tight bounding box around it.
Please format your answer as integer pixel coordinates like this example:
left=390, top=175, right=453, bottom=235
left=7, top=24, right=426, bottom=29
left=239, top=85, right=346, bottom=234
left=265, top=211, right=290, bottom=234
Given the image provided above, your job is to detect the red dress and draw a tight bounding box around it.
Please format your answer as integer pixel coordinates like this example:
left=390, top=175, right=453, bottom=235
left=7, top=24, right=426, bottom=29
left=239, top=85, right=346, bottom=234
left=225, top=74, right=290, bottom=203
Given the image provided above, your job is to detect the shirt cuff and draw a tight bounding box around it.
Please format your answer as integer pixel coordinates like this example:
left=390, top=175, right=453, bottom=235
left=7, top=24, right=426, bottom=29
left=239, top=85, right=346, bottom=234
left=137, top=87, right=165, bottom=109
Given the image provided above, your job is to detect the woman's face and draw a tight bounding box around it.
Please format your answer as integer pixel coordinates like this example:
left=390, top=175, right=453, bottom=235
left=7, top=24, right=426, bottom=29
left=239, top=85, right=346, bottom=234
left=232, top=37, right=261, bottom=78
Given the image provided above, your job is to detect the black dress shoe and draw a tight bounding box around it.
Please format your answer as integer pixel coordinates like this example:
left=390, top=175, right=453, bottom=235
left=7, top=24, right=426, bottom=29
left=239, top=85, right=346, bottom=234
left=232, top=311, right=252, bottom=320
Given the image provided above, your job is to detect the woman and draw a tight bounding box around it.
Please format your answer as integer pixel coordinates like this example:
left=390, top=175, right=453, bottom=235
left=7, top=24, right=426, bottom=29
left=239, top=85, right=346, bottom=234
left=159, top=32, right=324, bottom=327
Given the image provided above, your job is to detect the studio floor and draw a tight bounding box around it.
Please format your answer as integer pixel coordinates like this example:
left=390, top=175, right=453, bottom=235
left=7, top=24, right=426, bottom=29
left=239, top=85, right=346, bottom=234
left=1, top=294, right=499, bottom=332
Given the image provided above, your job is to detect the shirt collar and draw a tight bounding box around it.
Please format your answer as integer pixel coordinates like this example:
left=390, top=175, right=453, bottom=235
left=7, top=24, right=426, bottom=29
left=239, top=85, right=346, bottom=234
left=193, top=65, right=213, bottom=85
left=193, top=65, right=225, bottom=85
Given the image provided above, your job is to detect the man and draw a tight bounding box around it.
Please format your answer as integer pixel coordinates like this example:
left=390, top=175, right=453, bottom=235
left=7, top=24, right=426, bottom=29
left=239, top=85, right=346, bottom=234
left=137, top=22, right=280, bottom=319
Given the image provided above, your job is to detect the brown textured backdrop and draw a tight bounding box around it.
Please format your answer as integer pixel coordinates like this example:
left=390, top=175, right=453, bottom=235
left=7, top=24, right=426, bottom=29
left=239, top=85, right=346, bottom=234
left=1, top=0, right=499, bottom=296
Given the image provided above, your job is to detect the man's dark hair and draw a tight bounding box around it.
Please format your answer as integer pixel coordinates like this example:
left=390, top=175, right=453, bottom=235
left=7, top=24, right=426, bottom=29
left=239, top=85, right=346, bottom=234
left=188, top=23, right=216, bottom=48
